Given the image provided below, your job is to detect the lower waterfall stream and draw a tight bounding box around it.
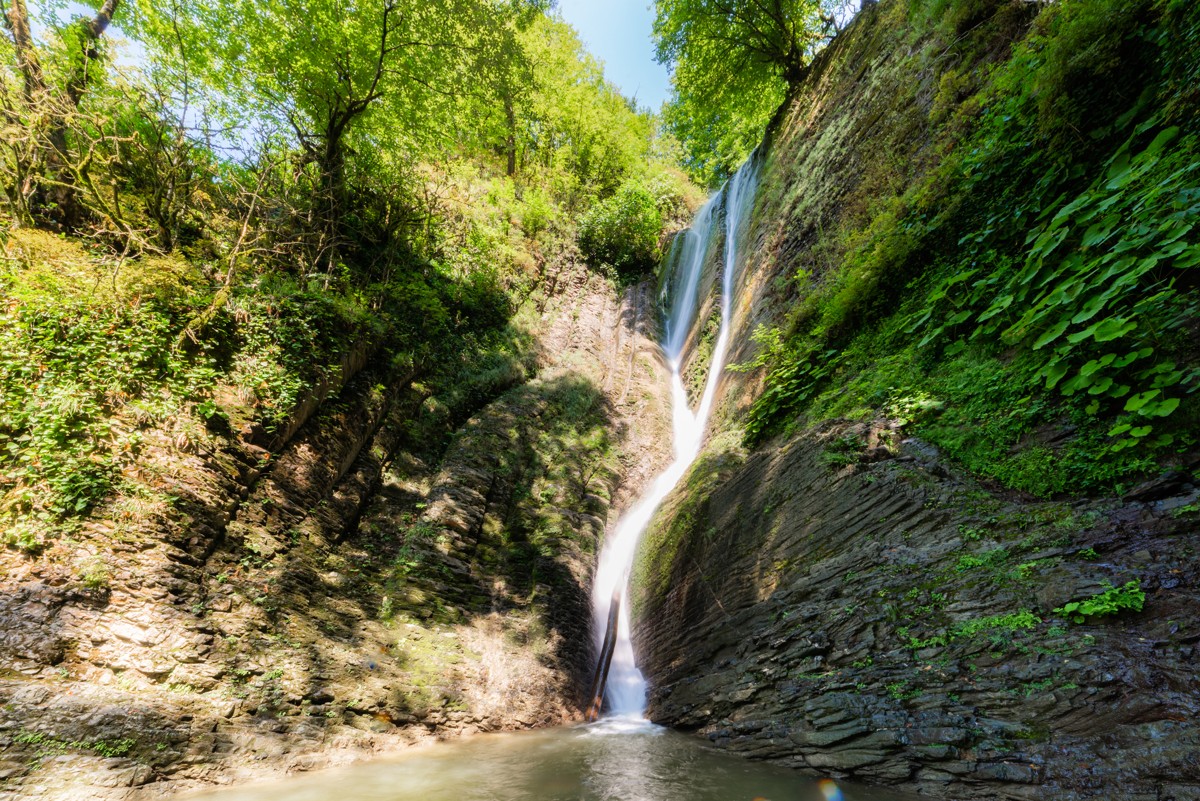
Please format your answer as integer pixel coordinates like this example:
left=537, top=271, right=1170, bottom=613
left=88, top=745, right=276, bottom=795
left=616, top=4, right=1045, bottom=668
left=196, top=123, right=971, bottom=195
left=589, top=156, right=760, bottom=718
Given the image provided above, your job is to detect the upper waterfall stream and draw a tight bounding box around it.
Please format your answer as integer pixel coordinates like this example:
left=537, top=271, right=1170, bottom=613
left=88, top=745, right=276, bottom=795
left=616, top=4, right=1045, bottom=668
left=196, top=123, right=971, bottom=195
left=590, top=157, right=760, bottom=718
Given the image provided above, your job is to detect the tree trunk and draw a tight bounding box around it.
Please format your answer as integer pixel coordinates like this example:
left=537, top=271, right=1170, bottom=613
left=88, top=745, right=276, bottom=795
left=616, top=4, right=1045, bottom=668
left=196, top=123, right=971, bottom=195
left=318, top=119, right=349, bottom=280
left=6, top=0, right=45, bottom=102
left=4, top=0, right=121, bottom=228
left=504, top=94, right=518, bottom=177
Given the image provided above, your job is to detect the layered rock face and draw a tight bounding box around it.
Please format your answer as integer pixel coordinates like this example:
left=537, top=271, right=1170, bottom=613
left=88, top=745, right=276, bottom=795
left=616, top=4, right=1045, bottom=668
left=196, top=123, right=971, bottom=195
left=628, top=1, right=1200, bottom=798
left=0, top=263, right=673, bottom=799
left=633, top=422, right=1200, bottom=799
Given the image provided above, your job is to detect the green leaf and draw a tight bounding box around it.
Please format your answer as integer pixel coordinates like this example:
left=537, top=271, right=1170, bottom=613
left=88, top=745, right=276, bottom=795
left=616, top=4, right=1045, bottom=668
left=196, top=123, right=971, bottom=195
left=1032, top=319, right=1070, bottom=350
left=918, top=326, right=946, bottom=349
left=1158, top=222, right=1193, bottom=246
left=1113, top=350, right=1147, bottom=368
left=1097, top=256, right=1139, bottom=283
left=903, top=308, right=933, bottom=333
left=1150, top=370, right=1184, bottom=389
left=1105, top=151, right=1134, bottom=190
left=1142, top=126, right=1180, bottom=159
left=1157, top=240, right=1189, bottom=259
left=1027, top=228, right=1071, bottom=264
left=1093, top=317, right=1137, bottom=343
left=1071, top=294, right=1110, bottom=325
left=1080, top=354, right=1116, bottom=376
left=1050, top=195, right=1089, bottom=227
left=1061, top=374, right=1091, bottom=396
left=945, top=269, right=978, bottom=287
left=1080, top=223, right=1113, bottom=249
left=1146, top=397, right=1179, bottom=418
left=1176, top=246, right=1200, bottom=269
left=977, top=295, right=1013, bottom=322
left=1124, top=390, right=1161, bottom=412
left=1042, top=361, right=1070, bottom=390
left=1130, top=425, right=1153, bottom=438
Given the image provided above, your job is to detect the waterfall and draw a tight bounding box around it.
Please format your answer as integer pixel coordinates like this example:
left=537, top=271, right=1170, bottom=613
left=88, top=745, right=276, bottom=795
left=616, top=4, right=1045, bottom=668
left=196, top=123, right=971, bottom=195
left=590, top=157, right=759, bottom=719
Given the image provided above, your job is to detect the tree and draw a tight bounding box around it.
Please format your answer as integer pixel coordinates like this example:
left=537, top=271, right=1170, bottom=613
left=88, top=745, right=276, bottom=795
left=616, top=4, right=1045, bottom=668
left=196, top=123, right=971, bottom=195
left=2, top=0, right=122, bottom=225
left=129, top=0, right=560, bottom=274
left=516, top=15, right=654, bottom=204
left=654, top=0, right=847, bottom=185
left=578, top=180, right=662, bottom=278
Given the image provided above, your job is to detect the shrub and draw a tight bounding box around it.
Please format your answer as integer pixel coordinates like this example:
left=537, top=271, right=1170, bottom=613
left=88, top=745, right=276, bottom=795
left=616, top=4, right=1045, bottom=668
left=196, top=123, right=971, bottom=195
left=1055, top=580, right=1146, bottom=623
left=578, top=182, right=663, bottom=279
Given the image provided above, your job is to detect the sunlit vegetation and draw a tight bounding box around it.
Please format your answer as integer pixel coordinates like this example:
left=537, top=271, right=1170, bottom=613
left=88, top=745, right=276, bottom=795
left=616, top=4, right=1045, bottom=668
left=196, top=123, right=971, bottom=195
left=0, top=0, right=696, bottom=551
left=653, top=0, right=858, bottom=186
left=730, top=0, right=1199, bottom=496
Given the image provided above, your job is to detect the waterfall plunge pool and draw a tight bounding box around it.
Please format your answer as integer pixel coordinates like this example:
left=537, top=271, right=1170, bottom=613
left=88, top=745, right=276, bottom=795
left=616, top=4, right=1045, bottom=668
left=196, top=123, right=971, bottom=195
left=186, top=720, right=920, bottom=801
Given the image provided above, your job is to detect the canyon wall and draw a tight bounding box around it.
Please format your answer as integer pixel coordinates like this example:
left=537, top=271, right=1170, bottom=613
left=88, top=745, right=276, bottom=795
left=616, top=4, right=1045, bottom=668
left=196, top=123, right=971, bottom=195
left=632, top=1, right=1200, bottom=798
left=0, top=264, right=674, bottom=799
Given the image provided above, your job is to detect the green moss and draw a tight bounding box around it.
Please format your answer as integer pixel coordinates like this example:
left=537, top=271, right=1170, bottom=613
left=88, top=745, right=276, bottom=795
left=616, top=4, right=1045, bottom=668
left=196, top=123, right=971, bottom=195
left=683, top=306, right=722, bottom=403
left=631, top=431, right=745, bottom=617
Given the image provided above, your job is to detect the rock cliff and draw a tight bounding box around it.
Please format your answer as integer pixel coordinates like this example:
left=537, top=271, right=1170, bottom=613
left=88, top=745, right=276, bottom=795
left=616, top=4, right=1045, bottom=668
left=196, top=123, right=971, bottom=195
left=0, top=263, right=673, bottom=799
left=634, top=420, right=1200, bottom=799
left=631, top=1, right=1200, bottom=799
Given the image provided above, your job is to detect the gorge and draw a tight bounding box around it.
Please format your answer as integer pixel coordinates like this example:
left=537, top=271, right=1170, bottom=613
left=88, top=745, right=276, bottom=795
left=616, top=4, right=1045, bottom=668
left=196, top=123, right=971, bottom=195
left=1, top=0, right=1198, bottom=799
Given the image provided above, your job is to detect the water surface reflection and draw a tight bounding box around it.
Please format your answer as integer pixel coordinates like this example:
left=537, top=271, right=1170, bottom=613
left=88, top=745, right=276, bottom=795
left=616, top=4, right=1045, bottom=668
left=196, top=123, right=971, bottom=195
left=189, top=719, right=920, bottom=801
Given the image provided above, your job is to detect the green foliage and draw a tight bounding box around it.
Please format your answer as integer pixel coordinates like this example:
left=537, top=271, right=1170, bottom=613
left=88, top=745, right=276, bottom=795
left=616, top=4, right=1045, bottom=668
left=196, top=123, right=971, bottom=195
left=911, top=125, right=1200, bottom=454
left=578, top=181, right=663, bottom=279
left=821, top=433, right=864, bottom=467
left=908, top=609, right=1041, bottom=650
left=886, top=680, right=920, bottom=701
left=1, top=0, right=697, bottom=557
left=654, top=0, right=845, bottom=185
left=740, top=0, right=1199, bottom=495
left=1055, top=580, right=1146, bottom=623
left=1019, top=0, right=1157, bottom=136
left=661, top=72, right=785, bottom=189
left=393, top=520, right=443, bottom=576
left=14, top=729, right=136, bottom=769
left=0, top=294, right=183, bottom=542
left=78, top=556, right=111, bottom=589
left=744, top=348, right=839, bottom=442
left=955, top=548, right=1008, bottom=573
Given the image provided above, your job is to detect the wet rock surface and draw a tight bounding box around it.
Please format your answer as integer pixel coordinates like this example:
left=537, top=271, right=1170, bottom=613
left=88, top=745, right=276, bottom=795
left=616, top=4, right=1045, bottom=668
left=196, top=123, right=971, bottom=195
left=0, top=265, right=672, bottom=799
left=632, top=421, right=1200, bottom=800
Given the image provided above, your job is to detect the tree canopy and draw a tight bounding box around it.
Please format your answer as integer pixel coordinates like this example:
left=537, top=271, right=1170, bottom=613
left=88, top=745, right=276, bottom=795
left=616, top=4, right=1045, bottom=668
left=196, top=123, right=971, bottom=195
left=0, top=0, right=698, bottom=545
left=654, top=0, right=851, bottom=185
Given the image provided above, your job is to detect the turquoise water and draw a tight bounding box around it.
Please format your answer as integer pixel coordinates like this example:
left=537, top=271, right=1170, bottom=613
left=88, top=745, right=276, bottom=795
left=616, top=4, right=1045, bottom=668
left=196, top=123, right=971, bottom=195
left=189, top=719, right=920, bottom=801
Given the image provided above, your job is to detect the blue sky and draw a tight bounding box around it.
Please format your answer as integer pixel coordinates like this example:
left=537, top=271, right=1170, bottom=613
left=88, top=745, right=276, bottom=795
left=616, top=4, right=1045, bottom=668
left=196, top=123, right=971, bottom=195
left=556, top=0, right=673, bottom=112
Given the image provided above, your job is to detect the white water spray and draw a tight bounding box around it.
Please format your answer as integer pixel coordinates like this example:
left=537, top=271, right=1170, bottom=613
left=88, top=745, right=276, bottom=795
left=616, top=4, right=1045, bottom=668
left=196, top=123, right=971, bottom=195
left=590, top=158, right=759, bottom=718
